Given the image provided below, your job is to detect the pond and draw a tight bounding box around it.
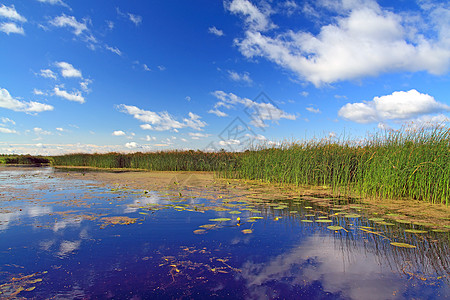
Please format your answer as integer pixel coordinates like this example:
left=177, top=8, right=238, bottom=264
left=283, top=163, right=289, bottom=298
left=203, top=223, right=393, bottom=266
left=0, top=167, right=449, bottom=299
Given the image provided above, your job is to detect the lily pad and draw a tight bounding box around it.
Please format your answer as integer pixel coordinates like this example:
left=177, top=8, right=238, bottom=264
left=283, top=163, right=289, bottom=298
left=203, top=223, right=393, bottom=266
left=327, top=225, right=344, bottom=231
left=391, top=242, right=416, bottom=248
left=209, top=218, right=231, bottom=222
left=368, top=218, right=384, bottom=222
left=193, top=229, right=206, bottom=235
left=344, top=214, right=361, bottom=218
left=241, top=229, right=253, bottom=234
left=413, top=222, right=434, bottom=227
left=301, top=220, right=313, bottom=223
left=305, top=214, right=315, bottom=217
left=394, top=219, right=411, bottom=224
left=289, top=211, right=298, bottom=214
left=316, top=219, right=332, bottom=223
left=432, top=229, right=449, bottom=233
left=405, top=229, right=427, bottom=234
left=228, top=211, right=242, bottom=214
left=199, top=224, right=215, bottom=229
left=249, top=216, right=264, bottom=220
left=304, top=206, right=313, bottom=209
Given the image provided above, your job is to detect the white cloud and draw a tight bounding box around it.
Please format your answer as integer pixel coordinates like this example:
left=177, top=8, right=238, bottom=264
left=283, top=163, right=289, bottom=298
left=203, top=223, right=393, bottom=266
left=56, top=127, right=64, bottom=132
left=54, top=87, right=85, bottom=103
left=208, top=108, right=228, bottom=117
left=228, top=70, right=253, bottom=84
left=112, top=130, right=126, bottom=136
left=56, top=62, right=82, bottom=78
left=188, top=132, right=211, bottom=140
left=128, top=13, right=142, bottom=26
left=338, top=89, right=450, bottom=124
left=306, top=106, right=321, bottom=113
left=1, top=117, right=15, bottom=125
left=229, top=0, right=450, bottom=86
left=39, top=69, right=57, bottom=79
left=80, top=79, right=92, bottom=93
left=225, top=0, right=275, bottom=32
left=143, top=64, right=151, bottom=71
left=106, top=20, right=114, bottom=30
left=185, top=96, right=191, bottom=102
left=142, top=135, right=156, bottom=141
left=50, top=14, right=87, bottom=36
left=208, top=26, right=224, bottom=36
left=125, top=142, right=139, bottom=149
left=0, top=127, right=17, bottom=134
left=0, top=88, right=54, bottom=113
left=0, top=4, right=26, bottom=22
left=157, top=65, right=166, bottom=71
left=34, top=127, right=52, bottom=135
left=117, top=104, right=207, bottom=132
left=106, top=45, right=122, bottom=56
left=36, top=0, right=69, bottom=8
left=0, top=22, right=24, bottom=35
left=33, top=89, right=45, bottom=95
left=210, top=90, right=296, bottom=128
left=219, top=139, right=241, bottom=146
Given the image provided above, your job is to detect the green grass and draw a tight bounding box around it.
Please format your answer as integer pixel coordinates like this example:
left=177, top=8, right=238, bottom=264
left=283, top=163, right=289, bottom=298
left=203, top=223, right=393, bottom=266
left=0, top=154, right=51, bottom=165
left=49, top=126, right=450, bottom=205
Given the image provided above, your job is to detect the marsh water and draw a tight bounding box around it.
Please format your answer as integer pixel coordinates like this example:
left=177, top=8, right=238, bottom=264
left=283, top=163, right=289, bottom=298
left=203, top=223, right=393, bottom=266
left=0, top=167, right=449, bottom=299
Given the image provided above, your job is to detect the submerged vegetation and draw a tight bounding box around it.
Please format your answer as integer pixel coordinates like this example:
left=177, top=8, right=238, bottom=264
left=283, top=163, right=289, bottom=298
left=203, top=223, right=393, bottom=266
left=48, top=126, right=450, bottom=205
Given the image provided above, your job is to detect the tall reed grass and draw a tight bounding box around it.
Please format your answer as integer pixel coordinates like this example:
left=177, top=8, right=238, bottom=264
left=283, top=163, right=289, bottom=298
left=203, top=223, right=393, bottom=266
left=51, top=126, right=450, bottom=205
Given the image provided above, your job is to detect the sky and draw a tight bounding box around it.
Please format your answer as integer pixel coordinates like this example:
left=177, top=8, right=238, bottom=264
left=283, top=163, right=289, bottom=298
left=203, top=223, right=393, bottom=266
left=0, top=0, right=449, bottom=155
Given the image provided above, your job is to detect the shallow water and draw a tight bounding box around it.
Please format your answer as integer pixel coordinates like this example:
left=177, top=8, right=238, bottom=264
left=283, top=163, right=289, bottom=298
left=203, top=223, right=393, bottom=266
left=0, top=167, right=449, bottom=299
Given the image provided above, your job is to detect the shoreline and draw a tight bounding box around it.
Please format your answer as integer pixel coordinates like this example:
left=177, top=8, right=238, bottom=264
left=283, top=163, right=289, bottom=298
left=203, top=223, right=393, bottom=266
left=48, top=166, right=450, bottom=230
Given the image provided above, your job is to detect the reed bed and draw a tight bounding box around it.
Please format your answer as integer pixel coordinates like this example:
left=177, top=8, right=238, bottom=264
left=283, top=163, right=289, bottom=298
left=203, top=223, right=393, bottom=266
left=50, top=126, right=450, bottom=205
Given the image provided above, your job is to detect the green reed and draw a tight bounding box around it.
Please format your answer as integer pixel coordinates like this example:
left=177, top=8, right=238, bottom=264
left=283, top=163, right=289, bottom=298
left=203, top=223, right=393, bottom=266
left=50, top=126, right=450, bottom=205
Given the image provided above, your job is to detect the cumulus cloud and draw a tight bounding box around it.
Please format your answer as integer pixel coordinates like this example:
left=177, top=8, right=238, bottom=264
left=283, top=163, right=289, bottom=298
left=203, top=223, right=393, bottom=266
left=50, top=14, right=87, bottom=36
left=34, top=127, right=52, bottom=135
left=228, top=70, right=253, bottom=84
left=306, top=106, right=321, bottom=114
left=0, top=4, right=26, bottom=22
left=338, top=89, right=450, bottom=124
left=208, top=26, right=224, bottom=36
left=228, top=0, right=450, bottom=86
left=225, top=0, right=275, bottom=32
left=0, top=88, right=54, bottom=113
left=0, top=127, right=17, bottom=134
left=54, top=87, right=85, bottom=103
left=56, top=62, right=82, bottom=78
left=125, top=142, right=139, bottom=149
left=117, top=104, right=207, bottom=131
left=188, top=132, right=211, bottom=140
left=209, top=90, right=296, bottom=128
left=39, top=69, right=57, bottom=79
left=112, top=130, right=126, bottom=136
left=0, top=22, right=24, bottom=35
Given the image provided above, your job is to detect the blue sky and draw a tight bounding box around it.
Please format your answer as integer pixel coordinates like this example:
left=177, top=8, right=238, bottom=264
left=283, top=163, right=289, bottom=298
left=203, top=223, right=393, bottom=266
left=1, top=0, right=449, bottom=155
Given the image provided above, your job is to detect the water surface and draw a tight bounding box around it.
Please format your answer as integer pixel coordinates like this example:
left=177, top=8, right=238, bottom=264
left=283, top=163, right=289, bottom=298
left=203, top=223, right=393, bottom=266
left=0, top=167, right=449, bottom=299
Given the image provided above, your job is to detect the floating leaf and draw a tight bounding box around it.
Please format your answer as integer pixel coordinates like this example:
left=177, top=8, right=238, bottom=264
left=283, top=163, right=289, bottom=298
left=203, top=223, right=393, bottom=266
left=318, top=216, right=328, bottom=219
left=432, top=229, right=449, bottom=233
left=385, top=213, right=400, bottom=217
left=405, top=229, right=427, bottom=234
left=327, top=225, right=344, bottom=231
left=391, top=242, right=416, bottom=248
left=228, top=211, right=242, bottom=215
left=199, top=224, right=215, bottom=229
left=25, top=287, right=36, bottom=291
left=242, top=229, right=253, bottom=234
left=413, top=222, right=434, bottom=227
left=316, top=219, right=332, bottom=223
left=305, top=214, right=315, bottom=217
left=369, top=218, right=384, bottom=222
left=301, top=220, right=313, bottom=223
left=289, top=211, right=298, bottom=214
left=304, top=206, right=313, bottom=209
left=344, top=214, right=361, bottom=218
left=395, top=219, right=411, bottom=224
left=193, top=229, right=206, bottom=235
left=209, top=218, right=231, bottom=222
left=249, top=216, right=264, bottom=220
left=273, top=206, right=286, bottom=210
